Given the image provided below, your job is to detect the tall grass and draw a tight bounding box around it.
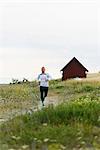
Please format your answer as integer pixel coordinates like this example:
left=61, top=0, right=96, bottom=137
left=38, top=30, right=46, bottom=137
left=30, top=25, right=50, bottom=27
left=0, top=79, right=100, bottom=149
left=0, top=95, right=100, bottom=149
left=0, top=82, right=39, bottom=116
left=28, top=95, right=100, bottom=126
left=0, top=82, right=38, bottom=101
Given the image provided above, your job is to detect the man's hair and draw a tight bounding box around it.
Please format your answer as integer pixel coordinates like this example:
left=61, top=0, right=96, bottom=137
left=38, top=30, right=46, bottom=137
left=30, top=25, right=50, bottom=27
left=41, top=66, right=45, bottom=69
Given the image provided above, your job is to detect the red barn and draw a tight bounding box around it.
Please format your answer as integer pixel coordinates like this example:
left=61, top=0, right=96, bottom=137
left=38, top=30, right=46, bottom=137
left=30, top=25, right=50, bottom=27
left=61, top=57, right=88, bottom=81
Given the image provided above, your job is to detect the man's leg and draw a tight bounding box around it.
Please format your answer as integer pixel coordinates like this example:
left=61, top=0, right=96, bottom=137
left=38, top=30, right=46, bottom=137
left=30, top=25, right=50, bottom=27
left=40, top=86, right=44, bottom=105
left=44, top=87, right=48, bottom=98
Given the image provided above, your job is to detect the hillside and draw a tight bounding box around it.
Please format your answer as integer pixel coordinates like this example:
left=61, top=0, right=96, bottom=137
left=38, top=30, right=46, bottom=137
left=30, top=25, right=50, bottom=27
left=0, top=77, right=100, bottom=150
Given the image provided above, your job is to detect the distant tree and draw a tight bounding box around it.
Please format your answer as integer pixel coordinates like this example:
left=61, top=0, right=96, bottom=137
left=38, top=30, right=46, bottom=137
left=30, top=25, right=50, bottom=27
left=12, top=78, right=19, bottom=84
left=23, top=78, right=29, bottom=83
left=17, top=81, right=21, bottom=84
left=10, top=78, right=29, bottom=84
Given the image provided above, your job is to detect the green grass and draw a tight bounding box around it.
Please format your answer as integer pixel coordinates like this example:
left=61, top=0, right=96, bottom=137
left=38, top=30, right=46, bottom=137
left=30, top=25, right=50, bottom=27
left=49, top=79, right=100, bottom=103
left=0, top=94, right=100, bottom=149
left=0, top=79, right=100, bottom=149
left=0, top=82, right=39, bottom=113
left=0, top=82, right=38, bottom=101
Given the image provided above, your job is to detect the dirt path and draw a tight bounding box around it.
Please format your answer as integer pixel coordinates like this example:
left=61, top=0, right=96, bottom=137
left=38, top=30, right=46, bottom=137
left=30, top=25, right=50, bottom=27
left=0, top=96, right=60, bottom=125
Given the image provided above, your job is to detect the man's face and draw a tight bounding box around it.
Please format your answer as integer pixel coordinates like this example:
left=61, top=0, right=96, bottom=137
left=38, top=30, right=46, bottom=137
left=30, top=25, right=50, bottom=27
left=41, top=67, right=45, bottom=73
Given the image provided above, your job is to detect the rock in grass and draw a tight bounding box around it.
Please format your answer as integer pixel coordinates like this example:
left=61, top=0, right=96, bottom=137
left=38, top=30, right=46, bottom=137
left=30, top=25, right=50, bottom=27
left=21, top=145, right=29, bottom=149
left=43, top=123, right=48, bottom=126
left=44, top=138, right=49, bottom=142
left=94, top=136, right=98, bottom=139
left=60, top=144, right=66, bottom=149
left=81, top=141, right=86, bottom=145
left=11, top=136, right=21, bottom=140
left=11, top=136, right=17, bottom=140
left=34, top=138, right=37, bottom=141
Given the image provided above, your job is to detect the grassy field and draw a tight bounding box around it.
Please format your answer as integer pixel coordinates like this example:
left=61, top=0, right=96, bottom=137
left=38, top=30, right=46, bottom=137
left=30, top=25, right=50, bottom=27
left=0, top=74, right=100, bottom=150
left=87, top=73, right=100, bottom=81
left=0, top=82, right=40, bottom=119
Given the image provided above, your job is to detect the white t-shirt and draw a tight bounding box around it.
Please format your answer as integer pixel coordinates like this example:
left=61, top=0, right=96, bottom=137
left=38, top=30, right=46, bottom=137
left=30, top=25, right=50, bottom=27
left=37, top=73, right=51, bottom=87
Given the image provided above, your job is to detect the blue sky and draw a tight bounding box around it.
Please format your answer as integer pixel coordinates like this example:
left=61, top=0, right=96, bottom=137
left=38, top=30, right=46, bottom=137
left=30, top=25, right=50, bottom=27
left=0, top=0, right=100, bottom=83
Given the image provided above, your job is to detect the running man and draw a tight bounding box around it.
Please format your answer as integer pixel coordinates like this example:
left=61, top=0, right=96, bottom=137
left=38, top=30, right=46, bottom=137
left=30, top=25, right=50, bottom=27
left=37, top=67, right=51, bottom=106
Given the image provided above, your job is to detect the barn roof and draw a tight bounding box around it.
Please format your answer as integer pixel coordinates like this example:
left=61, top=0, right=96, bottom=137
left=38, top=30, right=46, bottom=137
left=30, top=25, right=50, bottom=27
left=61, top=57, right=88, bottom=72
